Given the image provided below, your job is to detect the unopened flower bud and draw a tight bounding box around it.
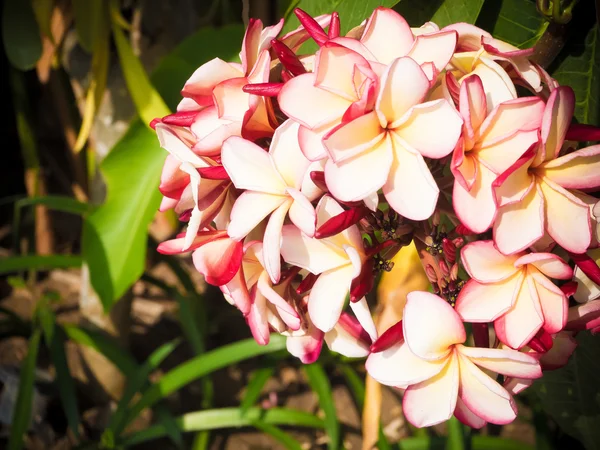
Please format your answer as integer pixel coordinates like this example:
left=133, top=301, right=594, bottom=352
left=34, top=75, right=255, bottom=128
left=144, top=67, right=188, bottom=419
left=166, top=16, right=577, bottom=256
left=442, top=238, right=456, bottom=264
left=452, top=237, right=465, bottom=249
left=439, top=260, right=450, bottom=277
left=425, top=264, right=438, bottom=283
left=450, top=263, right=459, bottom=281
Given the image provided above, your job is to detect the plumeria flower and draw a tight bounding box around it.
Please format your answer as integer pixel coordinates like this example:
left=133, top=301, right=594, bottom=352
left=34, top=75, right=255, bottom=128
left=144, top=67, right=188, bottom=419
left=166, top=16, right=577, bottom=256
left=455, top=240, right=573, bottom=349
left=351, top=7, right=458, bottom=75
left=156, top=123, right=231, bottom=249
left=221, top=120, right=320, bottom=284
left=493, top=87, right=600, bottom=254
left=221, top=241, right=301, bottom=344
left=323, top=56, right=462, bottom=220
left=367, top=291, right=541, bottom=428
left=443, top=22, right=542, bottom=93
left=278, top=42, right=378, bottom=163
left=280, top=196, right=377, bottom=335
left=286, top=298, right=372, bottom=364
left=451, top=75, right=544, bottom=232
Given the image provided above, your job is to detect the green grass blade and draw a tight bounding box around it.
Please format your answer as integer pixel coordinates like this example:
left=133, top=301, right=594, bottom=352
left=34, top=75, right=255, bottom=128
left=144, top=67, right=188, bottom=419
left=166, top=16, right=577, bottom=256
left=120, top=407, right=324, bottom=446
left=124, top=335, right=286, bottom=427
left=62, top=324, right=138, bottom=375
left=446, top=417, right=465, bottom=450
left=0, top=255, right=82, bottom=274
left=108, top=338, right=181, bottom=435
left=340, top=365, right=392, bottom=450
left=155, top=403, right=184, bottom=449
left=251, top=421, right=303, bottom=450
left=304, top=363, right=339, bottom=450
left=8, top=329, right=41, bottom=450
left=38, top=307, right=80, bottom=438
left=240, top=367, right=275, bottom=415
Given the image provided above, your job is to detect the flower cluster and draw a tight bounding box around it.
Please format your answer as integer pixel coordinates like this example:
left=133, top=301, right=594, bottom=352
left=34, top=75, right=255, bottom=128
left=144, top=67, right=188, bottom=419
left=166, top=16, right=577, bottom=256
left=152, top=7, right=600, bottom=428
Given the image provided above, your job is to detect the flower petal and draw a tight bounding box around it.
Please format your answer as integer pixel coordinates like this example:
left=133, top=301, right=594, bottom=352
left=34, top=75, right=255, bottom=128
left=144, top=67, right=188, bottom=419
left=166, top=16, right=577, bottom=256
left=384, top=135, right=439, bottom=221
left=539, top=178, right=591, bottom=254
left=190, top=106, right=242, bottom=156
left=298, top=124, right=332, bottom=161
left=494, top=184, right=545, bottom=255
left=458, top=345, right=541, bottom=379
left=453, top=162, right=498, bottom=233
left=460, top=240, right=520, bottom=282
left=366, top=341, right=447, bottom=387
left=325, top=320, right=370, bottom=358
left=395, top=99, right=463, bottom=158
left=349, top=297, right=378, bottom=343
left=460, top=75, right=487, bottom=147
left=192, top=237, right=243, bottom=286
left=530, top=271, right=568, bottom=334
left=360, top=7, right=414, bottom=64
left=278, top=73, right=350, bottom=129
left=227, top=191, right=287, bottom=241
left=376, top=57, right=430, bottom=126
left=455, top=272, right=523, bottom=322
left=457, top=353, right=517, bottom=424
left=280, top=225, right=348, bottom=274
left=479, top=97, right=545, bottom=144
left=257, top=270, right=300, bottom=329
left=541, top=86, right=575, bottom=162
left=287, top=328, right=324, bottom=364
left=540, top=145, right=600, bottom=190
left=325, top=134, right=393, bottom=202
left=222, top=136, right=287, bottom=194
left=270, top=120, right=312, bottom=189
left=407, top=30, right=457, bottom=71
left=454, top=397, right=486, bottom=429
left=404, top=291, right=466, bottom=360
left=263, top=200, right=292, bottom=284
left=403, top=352, right=459, bottom=428
left=323, top=111, right=385, bottom=164
left=182, top=58, right=242, bottom=102
left=476, top=130, right=540, bottom=175
left=513, top=252, right=573, bottom=280
left=309, top=264, right=355, bottom=332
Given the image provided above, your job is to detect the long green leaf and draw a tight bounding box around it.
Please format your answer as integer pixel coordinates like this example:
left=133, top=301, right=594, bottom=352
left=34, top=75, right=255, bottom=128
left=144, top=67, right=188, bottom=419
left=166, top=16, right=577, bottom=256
left=154, top=403, right=184, bottom=449
left=251, top=421, right=304, bottom=450
left=476, top=0, right=548, bottom=48
left=2, top=0, right=42, bottom=70
left=121, top=407, right=325, bottom=446
left=124, top=335, right=286, bottom=426
left=14, top=196, right=90, bottom=215
left=240, top=367, right=275, bottom=415
left=8, top=329, right=41, bottom=450
left=110, top=8, right=170, bottom=127
left=304, top=363, right=339, bottom=450
left=38, top=307, right=80, bottom=438
left=72, top=0, right=104, bottom=52
left=108, top=339, right=181, bottom=436
left=533, top=332, right=600, bottom=449
left=429, top=0, right=485, bottom=27
left=82, top=25, right=244, bottom=310
left=0, top=255, right=82, bottom=274
left=550, top=24, right=599, bottom=126
left=62, top=324, right=138, bottom=376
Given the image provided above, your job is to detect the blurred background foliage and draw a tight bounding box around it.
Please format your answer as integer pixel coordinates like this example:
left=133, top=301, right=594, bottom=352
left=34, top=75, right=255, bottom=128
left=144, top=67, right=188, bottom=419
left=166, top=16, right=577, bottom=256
left=0, top=0, right=598, bottom=448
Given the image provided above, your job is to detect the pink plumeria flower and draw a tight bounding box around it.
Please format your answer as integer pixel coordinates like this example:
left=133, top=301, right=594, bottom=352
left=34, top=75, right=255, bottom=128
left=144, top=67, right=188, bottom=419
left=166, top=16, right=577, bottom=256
left=451, top=74, right=544, bottom=232
left=323, top=56, right=462, bottom=220
left=353, top=7, right=457, bottom=75
left=443, top=22, right=542, bottom=93
left=280, top=196, right=376, bottom=334
left=455, top=240, right=573, bottom=349
left=493, top=87, right=600, bottom=254
left=156, top=123, right=231, bottom=250
left=566, top=299, right=600, bottom=333
left=222, top=241, right=301, bottom=344
left=367, top=291, right=541, bottom=428
left=278, top=42, right=378, bottom=162
left=221, top=120, right=319, bottom=284
left=574, top=248, right=600, bottom=303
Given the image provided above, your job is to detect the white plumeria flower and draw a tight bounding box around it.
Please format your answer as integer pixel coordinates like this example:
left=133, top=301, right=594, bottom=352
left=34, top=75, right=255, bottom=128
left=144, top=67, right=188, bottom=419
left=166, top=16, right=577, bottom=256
left=222, top=120, right=320, bottom=284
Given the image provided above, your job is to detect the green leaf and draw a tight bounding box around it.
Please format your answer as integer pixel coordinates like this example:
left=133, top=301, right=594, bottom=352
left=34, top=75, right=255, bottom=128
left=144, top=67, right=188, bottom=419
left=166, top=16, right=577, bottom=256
left=550, top=25, right=599, bottom=126
left=476, top=0, right=548, bottom=48
left=2, top=0, right=42, bottom=70
left=251, top=421, right=303, bottom=450
left=533, top=332, right=600, bottom=449
left=72, top=0, right=105, bottom=52
left=31, top=0, right=54, bottom=42
left=13, top=195, right=90, bottom=216
left=429, top=0, right=485, bottom=27
left=155, top=403, right=184, bottom=449
left=240, top=367, right=275, bottom=415
left=38, top=307, right=80, bottom=438
left=121, top=407, right=324, bottom=446
left=108, top=338, right=181, bottom=435
left=8, top=329, right=41, bottom=450
left=124, top=335, right=286, bottom=427
left=445, top=417, right=465, bottom=450
left=282, top=0, right=401, bottom=53
left=0, top=255, right=82, bottom=274
left=62, top=324, right=138, bottom=376
left=304, top=363, right=339, bottom=450
left=111, top=12, right=170, bottom=127
left=82, top=25, right=244, bottom=310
